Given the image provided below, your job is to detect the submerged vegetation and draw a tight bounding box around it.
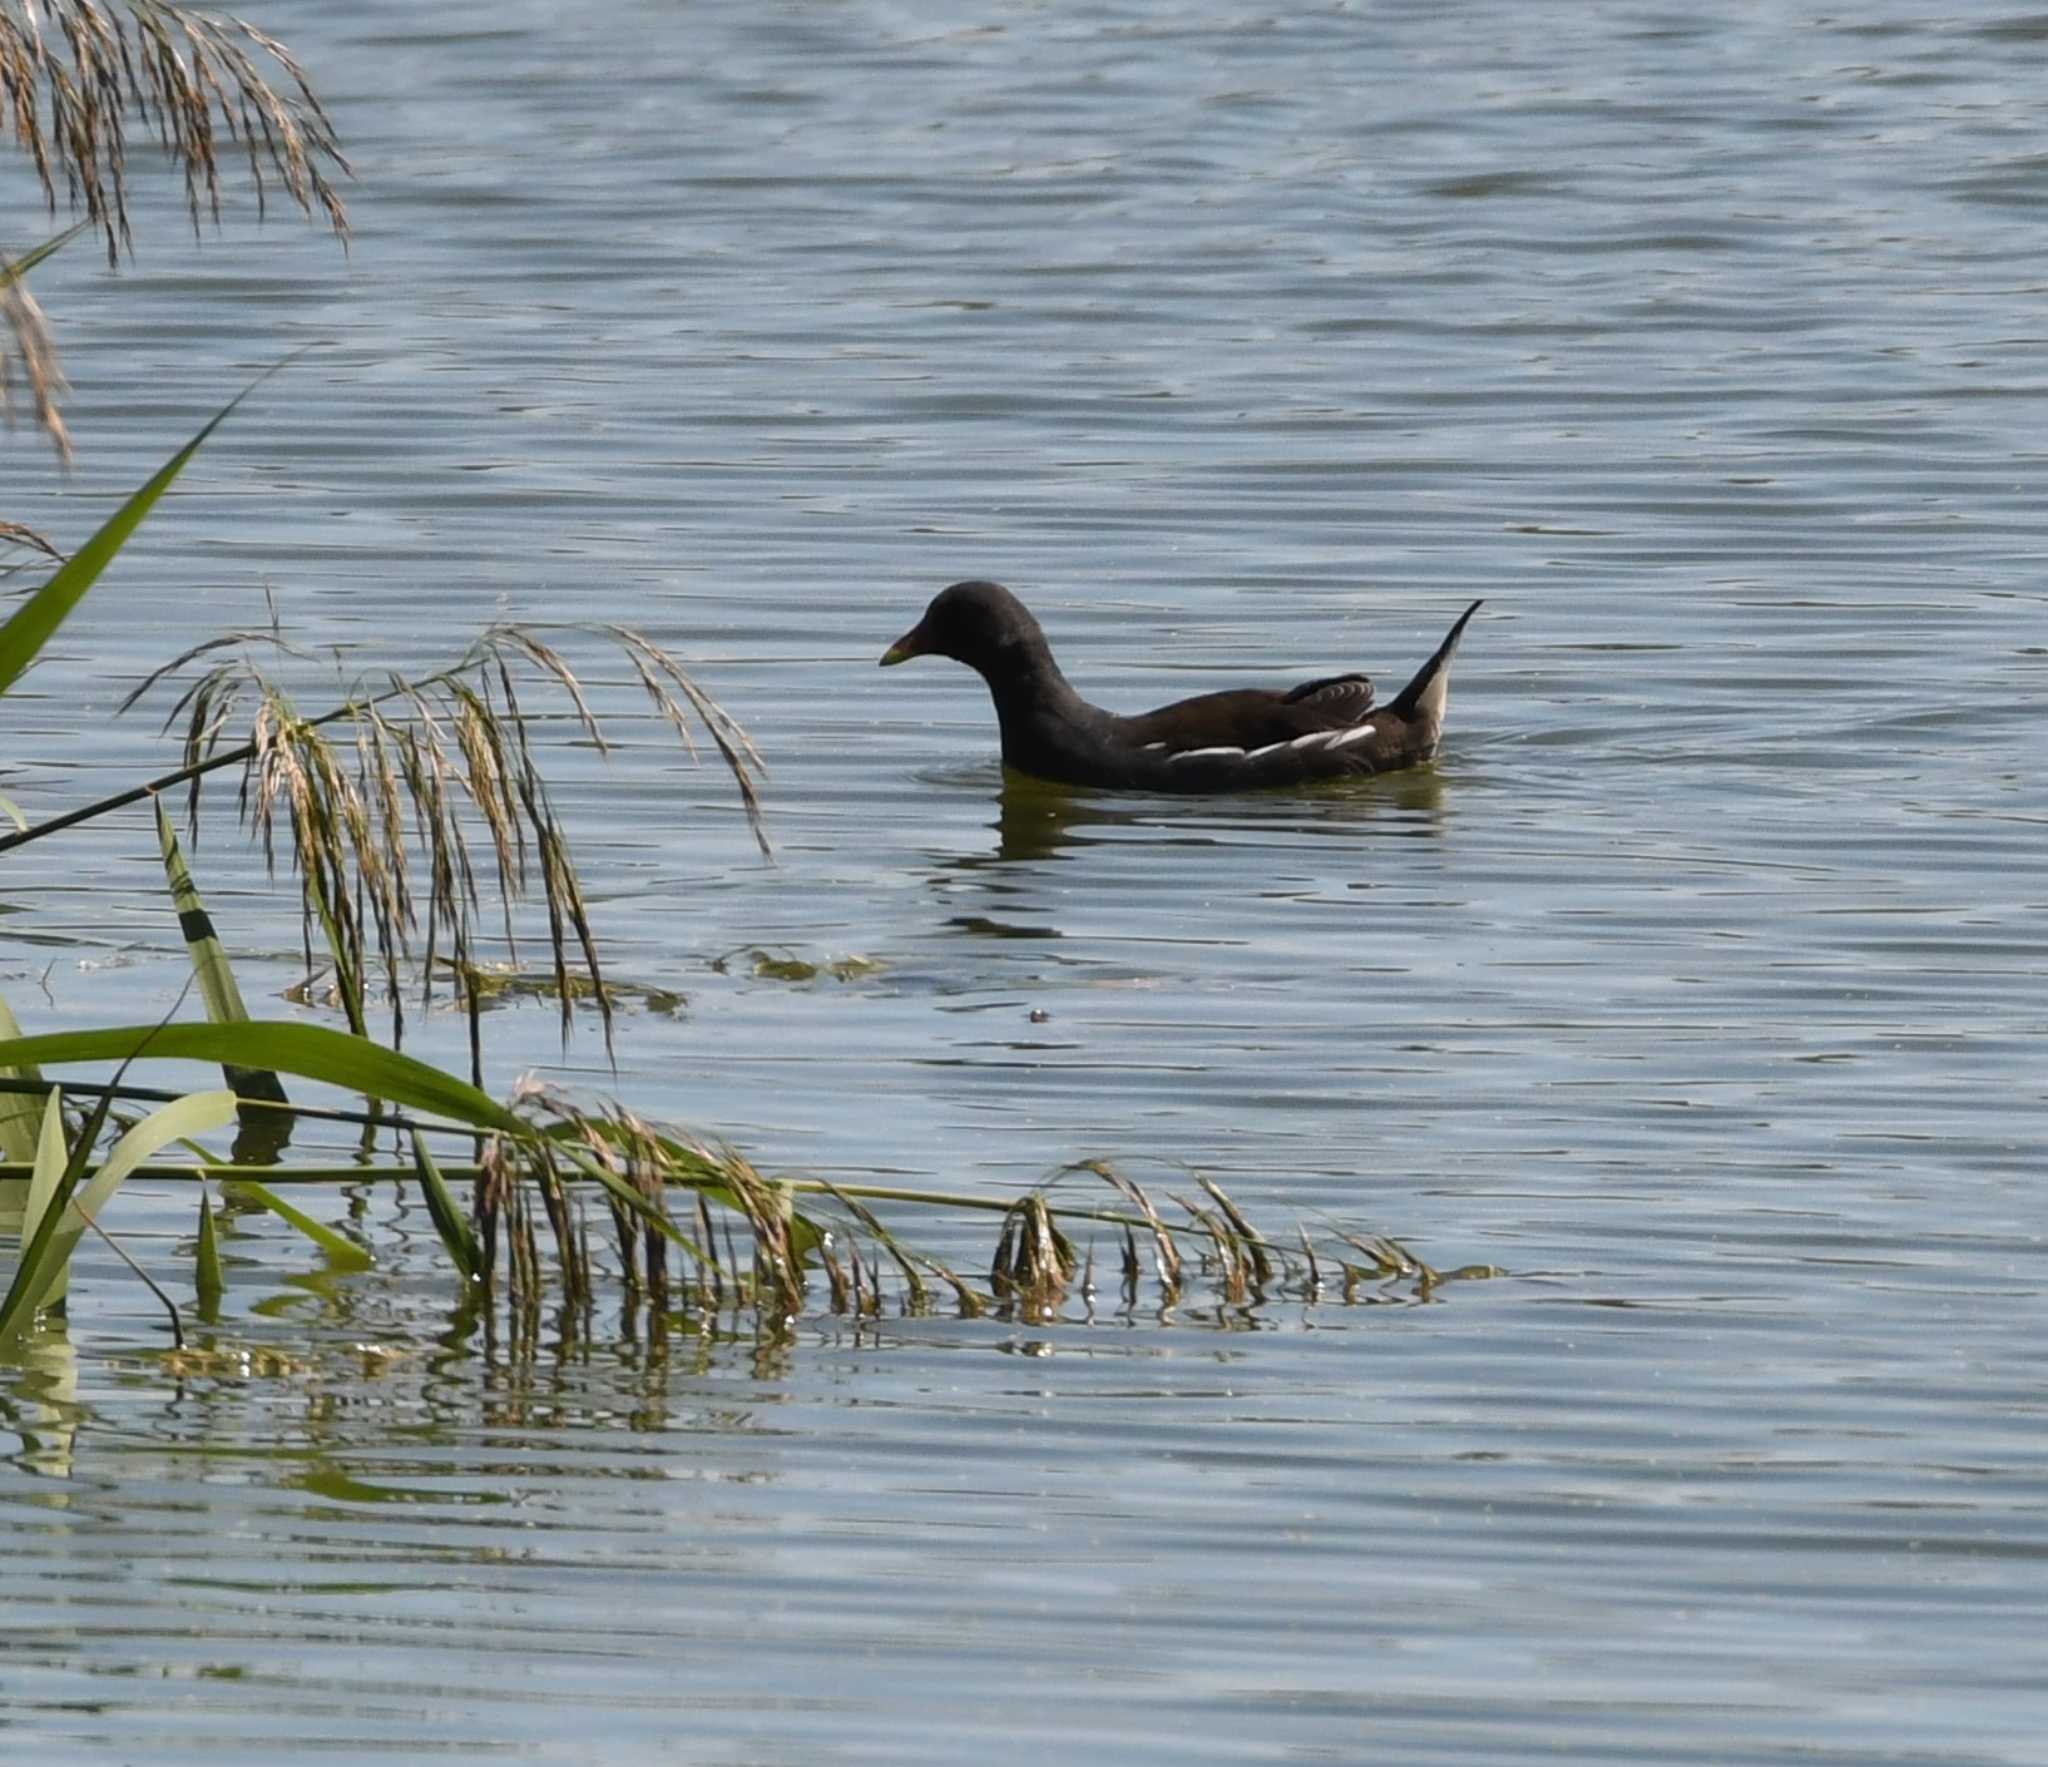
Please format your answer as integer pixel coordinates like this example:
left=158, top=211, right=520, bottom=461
left=0, top=9, right=1487, bottom=1358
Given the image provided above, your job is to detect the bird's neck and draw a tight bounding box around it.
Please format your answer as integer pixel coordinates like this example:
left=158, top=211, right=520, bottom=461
left=979, top=640, right=1103, bottom=752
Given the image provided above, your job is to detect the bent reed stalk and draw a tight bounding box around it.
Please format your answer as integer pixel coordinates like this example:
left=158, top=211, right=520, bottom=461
left=0, top=1114, right=1488, bottom=1329
left=1, top=1029, right=1492, bottom=1333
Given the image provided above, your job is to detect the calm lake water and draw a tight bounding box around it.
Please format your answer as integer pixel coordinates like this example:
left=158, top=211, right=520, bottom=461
left=4, top=1, right=2045, bottom=1759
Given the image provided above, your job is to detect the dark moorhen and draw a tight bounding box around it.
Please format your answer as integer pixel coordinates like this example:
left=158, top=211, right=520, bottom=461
left=880, top=581, right=1481, bottom=791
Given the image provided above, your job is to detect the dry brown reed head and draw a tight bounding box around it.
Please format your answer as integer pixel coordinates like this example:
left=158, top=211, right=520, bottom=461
left=395, top=1101, right=1493, bottom=1327
left=125, top=622, right=769, bottom=1063
left=1073, top=1157, right=1182, bottom=1295
left=0, top=515, right=63, bottom=571
left=990, top=1190, right=1076, bottom=1306
left=1, top=0, right=351, bottom=265
left=0, top=256, right=69, bottom=462
left=499, top=1080, right=814, bottom=1317
left=2, top=3, right=350, bottom=458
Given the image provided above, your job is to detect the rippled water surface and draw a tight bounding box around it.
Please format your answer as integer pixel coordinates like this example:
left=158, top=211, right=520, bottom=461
left=4, top=2, right=2044, bottom=1760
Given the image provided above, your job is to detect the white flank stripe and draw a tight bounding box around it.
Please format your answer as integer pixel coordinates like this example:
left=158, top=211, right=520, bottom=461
left=1329, top=724, right=1377, bottom=748
left=1168, top=745, right=1246, bottom=763
left=1140, top=741, right=1167, bottom=752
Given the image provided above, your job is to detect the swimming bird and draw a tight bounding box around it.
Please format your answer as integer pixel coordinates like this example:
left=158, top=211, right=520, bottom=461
left=879, top=580, right=1482, bottom=791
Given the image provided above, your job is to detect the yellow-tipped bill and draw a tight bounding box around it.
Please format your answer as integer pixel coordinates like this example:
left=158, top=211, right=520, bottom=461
left=878, top=626, right=926, bottom=667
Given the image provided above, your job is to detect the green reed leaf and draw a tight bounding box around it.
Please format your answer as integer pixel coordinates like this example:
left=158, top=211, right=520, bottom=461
left=410, top=1129, right=481, bottom=1283
left=155, top=799, right=290, bottom=1108
left=0, top=1022, right=523, bottom=1135
left=195, top=1187, right=224, bottom=1307
left=0, top=220, right=93, bottom=291
left=0, top=1089, right=236, bottom=1343
left=0, top=360, right=297, bottom=701
left=220, top=1177, right=372, bottom=1271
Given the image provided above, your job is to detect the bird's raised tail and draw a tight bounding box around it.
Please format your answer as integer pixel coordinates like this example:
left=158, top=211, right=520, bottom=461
left=1387, top=599, right=1485, bottom=725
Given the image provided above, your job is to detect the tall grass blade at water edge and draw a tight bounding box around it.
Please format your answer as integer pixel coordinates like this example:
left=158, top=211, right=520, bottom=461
left=156, top=799, right=291, bottom=1121
left=13, top=1090, right=70, bottom=1275
left=0, top=1093, right=81, bottom=1345
left=194, top=1187, right=223, bottom=1307
left=410, top=1129, right=481, bottom=1284
left=0, top=362, right=297, bottom=700
left=0, top=989, right=47, bottom=1167
left=24, top=1088, right=237, bottom=1318
left=0, top=1087, right=236, bottom=1346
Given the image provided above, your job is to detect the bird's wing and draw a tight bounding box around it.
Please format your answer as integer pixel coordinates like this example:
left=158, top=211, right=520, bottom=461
left=1121, top=675, right=1376, bottom=755
left=1280, top=672, right=1376, bottom=726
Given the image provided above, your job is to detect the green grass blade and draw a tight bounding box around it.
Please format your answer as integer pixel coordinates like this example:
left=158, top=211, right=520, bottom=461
left=0, top=989, right=47, bottom=1166
left=195, top=1187, right=224, bottom=1307
left=155, top=800, right=290, bottom=1108
left=73, top=1091, right=239, bottom=1226
left=18, top=1091, right=68, bottom=1256
left=11, top=1091, right=241, bottom=1325
left=0, top=359, right=297, bottom=700
left=221, top=1177, right=373, bottom=1270
left=0, top=1022, right=524, bottom=1135
left=0, top=220, right=94, bottom=290
left=1, top=1086, right=226, bottom=1343
left=409, top=1130, right=481, bottom=1283
left=0, top=1093, right=77, bottom=1346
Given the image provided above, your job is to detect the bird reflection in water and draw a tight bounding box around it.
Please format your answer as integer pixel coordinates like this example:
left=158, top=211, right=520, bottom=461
left=938, top=766, right=1454, bottom=941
